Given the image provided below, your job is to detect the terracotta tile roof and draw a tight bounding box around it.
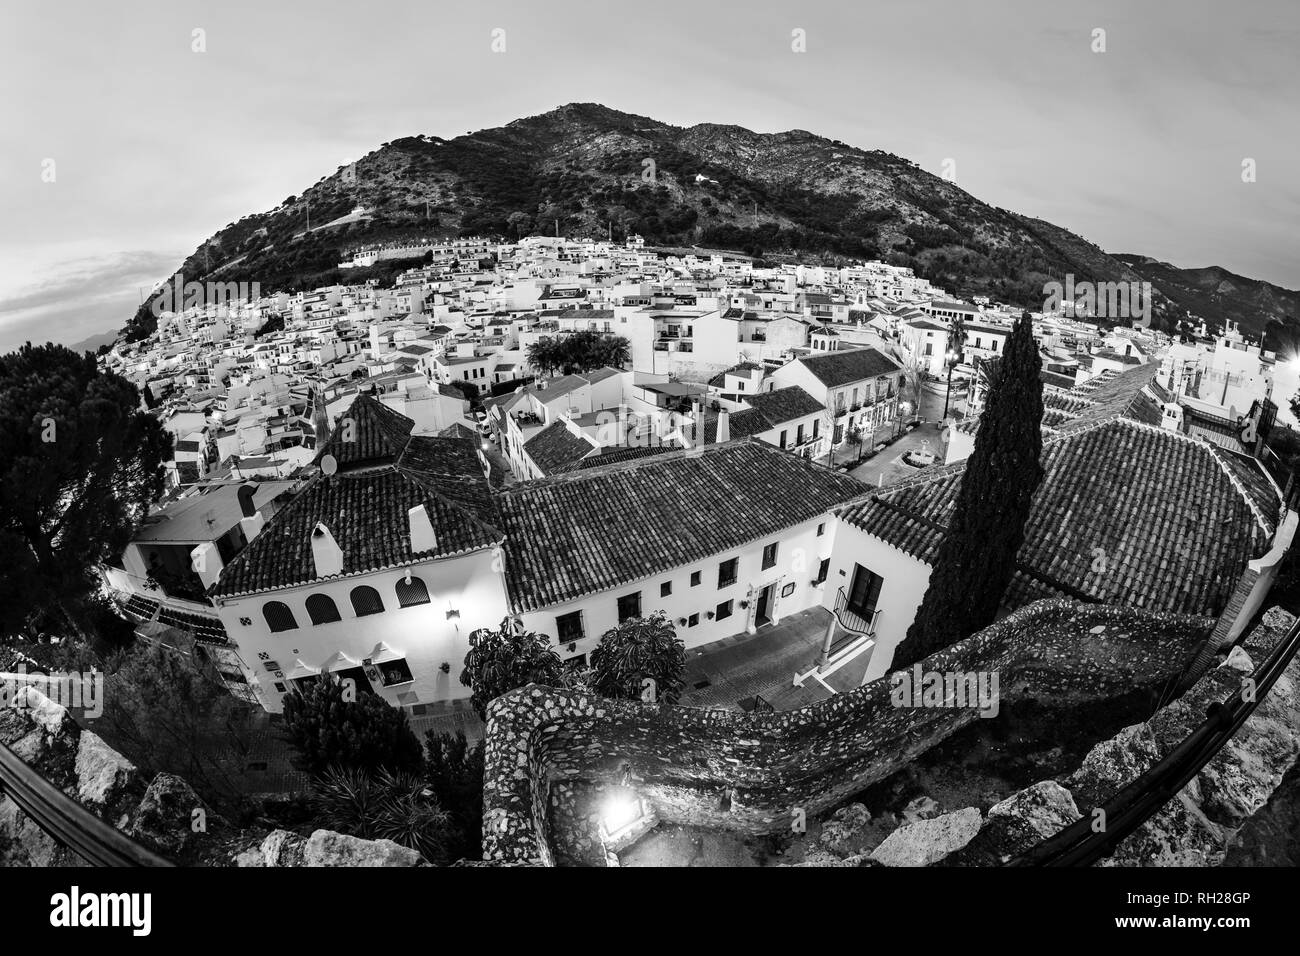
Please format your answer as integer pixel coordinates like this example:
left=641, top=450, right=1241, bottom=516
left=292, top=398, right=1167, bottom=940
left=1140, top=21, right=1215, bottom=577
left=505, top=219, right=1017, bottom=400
left=213, top=396, right=501, bottom=597
left=524, top=421, right=596, bottom=475
left=313, top=394, right=412, bottom=469
left=575, top=444, right=676, bottom=469
left=742, top=386, right=826, bottom=426
left=796, top=347, right=902, bottom=388
left=211, top=465, right=502, bottom=597
left=497, top=440, right=868, bottom=612
left=839, top=417, right=1274, bottom=617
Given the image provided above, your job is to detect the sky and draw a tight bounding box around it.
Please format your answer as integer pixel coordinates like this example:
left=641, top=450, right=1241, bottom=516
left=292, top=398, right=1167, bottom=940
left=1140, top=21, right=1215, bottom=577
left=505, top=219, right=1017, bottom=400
left=1, top=0, right=1297, bottom=353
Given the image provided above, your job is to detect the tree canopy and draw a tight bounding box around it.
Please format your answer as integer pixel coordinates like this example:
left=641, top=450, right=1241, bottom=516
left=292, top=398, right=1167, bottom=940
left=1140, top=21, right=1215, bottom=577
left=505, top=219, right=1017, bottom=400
left=588, top=611, right=686, bottom=704
left=460, top=616, right=570, bottom=719
left=526, top=331, right=630, bottom=377
left=0, top=344, right=171, bottom=639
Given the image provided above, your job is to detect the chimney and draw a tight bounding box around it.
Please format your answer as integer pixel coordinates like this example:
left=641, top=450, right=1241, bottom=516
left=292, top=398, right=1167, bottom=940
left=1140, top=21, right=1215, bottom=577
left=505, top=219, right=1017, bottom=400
left=311, top=522, right=344, bottom=577
left=716, top=408, right=731, bottom=443
left=237, top=482, right=258, bottom=518
left=189, top=542, right=224, bottom=590
left=409, top=504, right=438, bottom=554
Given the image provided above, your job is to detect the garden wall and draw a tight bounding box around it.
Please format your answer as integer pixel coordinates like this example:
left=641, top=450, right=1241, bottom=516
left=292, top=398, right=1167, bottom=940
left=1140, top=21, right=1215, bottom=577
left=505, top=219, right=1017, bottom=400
left=481, top=599, right=1213, bottom=865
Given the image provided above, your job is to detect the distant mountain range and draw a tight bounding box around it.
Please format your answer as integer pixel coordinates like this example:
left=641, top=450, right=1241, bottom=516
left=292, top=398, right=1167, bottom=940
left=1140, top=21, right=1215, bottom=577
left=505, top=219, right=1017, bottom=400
left=125, top=103, right=1298, bottom=343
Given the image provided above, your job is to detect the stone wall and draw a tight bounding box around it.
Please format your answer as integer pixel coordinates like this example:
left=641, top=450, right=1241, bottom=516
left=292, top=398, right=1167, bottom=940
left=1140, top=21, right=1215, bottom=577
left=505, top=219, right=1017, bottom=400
left=482, top=599, right=1213, bottom=864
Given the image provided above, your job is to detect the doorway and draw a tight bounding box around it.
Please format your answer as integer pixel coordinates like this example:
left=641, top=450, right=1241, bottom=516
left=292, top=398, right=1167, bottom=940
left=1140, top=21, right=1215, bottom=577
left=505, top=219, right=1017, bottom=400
left=755, top=583, right=775, bottom=627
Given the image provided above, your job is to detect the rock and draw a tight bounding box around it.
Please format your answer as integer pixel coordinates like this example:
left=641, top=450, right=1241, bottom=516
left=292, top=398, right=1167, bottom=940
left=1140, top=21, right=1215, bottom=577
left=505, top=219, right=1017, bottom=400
left=902, top=795, right=940, bottom=823
left=75, top=731, right=141, bottom=812
left=126, top=772, right=226, bottom=857
left=14, top=686, right=71, bottom=736
left=818, top=803, right=873, bottom=856
left=237, top=829, right=308, bottom=867
left=302, top=829, right=425, bottom=867
left=980, top=781, right=1082, bottom=859
left=1220, top=646, right=1253, bottom=673
left=1064, top=724, right=1161, bottom=811
left=870, top=807, right=982, bottom=866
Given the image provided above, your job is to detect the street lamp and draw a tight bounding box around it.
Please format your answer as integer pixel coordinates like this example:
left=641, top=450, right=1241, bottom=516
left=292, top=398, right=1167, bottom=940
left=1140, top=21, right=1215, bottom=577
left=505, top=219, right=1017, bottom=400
left=942, top=350, right=959, bottom=420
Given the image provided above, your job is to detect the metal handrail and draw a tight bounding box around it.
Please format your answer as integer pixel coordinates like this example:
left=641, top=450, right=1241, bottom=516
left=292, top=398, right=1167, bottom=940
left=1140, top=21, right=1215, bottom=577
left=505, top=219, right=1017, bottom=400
left=1009, top=610, right=1300, bottom=866
left=0, top=742, right=174, bottom=867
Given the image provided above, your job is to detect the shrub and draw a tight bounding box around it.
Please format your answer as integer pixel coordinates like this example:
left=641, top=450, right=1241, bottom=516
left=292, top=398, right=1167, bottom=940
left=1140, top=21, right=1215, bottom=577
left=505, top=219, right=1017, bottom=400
left=281, top=676, right=424, bottom=776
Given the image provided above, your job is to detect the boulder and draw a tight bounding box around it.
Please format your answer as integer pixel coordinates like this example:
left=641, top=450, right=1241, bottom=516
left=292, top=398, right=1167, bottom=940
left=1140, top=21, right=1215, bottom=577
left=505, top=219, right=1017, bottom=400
left=126, top=772, right=227, bottom=857
left=75, top=731, right=142, bottom=813
left=302, top=829, right=425, bottom=867
left=870, top=806, right=981, bottom=866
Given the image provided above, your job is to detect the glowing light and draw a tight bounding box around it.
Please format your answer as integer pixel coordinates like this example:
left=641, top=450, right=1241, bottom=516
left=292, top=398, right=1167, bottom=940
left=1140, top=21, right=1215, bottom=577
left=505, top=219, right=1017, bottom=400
left=599, top=791, right=645, bottom=839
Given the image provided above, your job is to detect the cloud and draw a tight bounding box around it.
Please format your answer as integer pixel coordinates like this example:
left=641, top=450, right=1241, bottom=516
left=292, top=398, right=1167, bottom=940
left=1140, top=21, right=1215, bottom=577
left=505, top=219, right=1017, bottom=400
left=0, top=250, right=181, bottom=353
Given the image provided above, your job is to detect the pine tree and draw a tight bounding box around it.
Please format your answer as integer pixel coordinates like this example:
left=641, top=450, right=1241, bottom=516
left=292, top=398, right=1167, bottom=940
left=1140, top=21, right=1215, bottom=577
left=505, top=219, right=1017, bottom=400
left=893, top=311, right=1044, bottom=667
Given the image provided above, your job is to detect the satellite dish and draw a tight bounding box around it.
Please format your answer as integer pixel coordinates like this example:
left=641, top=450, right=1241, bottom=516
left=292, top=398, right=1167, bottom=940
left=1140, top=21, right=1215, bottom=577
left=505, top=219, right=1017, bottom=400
left=321, top=454, right=338, bottom=476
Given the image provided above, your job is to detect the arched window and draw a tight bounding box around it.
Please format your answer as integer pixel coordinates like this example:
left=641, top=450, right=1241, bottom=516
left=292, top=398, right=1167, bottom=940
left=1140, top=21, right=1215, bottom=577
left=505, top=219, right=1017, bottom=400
left=350, top=585, right=385, bottom=617
left=394, top=575, right=431, bottom=608
left=305, top=593, right=342, bottom=625
left=263, top=601, right=298, bottom=632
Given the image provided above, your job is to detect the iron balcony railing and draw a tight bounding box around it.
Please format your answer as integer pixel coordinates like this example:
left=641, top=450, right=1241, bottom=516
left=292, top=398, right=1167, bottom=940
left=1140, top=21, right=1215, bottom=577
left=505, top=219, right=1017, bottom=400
left=833, top=587, right=881, bottom=637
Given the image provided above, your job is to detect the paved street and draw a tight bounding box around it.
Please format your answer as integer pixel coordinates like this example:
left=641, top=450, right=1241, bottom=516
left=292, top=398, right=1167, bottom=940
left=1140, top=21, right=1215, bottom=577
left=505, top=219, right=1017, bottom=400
left=678, top=605, right=876, bottom=711
left=848, top=384, right=966, bottom=489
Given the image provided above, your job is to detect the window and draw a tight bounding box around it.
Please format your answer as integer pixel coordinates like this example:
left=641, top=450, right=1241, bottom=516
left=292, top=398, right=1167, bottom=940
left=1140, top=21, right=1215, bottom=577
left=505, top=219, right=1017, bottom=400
left=716, top=599, right=733, bottom=621
left=817, top=522, right=826, bottom=537
left=350, top=585, right=385, bottom=616
left=263, top=601, right=297, bottom=633
left=815, top=558, right=830, bottom=584
left=779, top=429, right=788, bottom=448
left=376, top=658, right=414, bottom=686
left=660, top=581, right=672, bottom=597
left=556, top=611, right=584, bottom=644
left=617, top=591, right=641, bottom=622
left=395, top=575, right=431, bottom=608
left=762, top=542, right=778, bottom=570
left=718, top=558, right=738, bottom=589
left=305, top=593, right=342, bottom=625
left=688, top=613, right=699, bottom=627
left=690, top=570, right=701, bottom=587
left=796, top=424, right=805, bottom=445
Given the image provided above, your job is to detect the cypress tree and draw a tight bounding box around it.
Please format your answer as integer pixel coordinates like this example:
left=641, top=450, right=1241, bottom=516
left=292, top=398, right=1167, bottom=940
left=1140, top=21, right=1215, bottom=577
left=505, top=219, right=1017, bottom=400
left=893, top=310, right=1045, bottom=667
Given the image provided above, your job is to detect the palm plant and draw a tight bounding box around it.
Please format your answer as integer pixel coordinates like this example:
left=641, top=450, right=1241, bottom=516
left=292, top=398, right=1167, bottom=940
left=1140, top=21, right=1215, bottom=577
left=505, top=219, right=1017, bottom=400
left=310, top=765, right=452, bottom=864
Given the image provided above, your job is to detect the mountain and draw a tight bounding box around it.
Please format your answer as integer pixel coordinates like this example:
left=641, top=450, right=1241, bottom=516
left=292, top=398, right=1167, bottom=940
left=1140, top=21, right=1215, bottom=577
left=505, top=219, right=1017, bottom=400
left=126, top=103, right=1296, bottom=341
left=1114, top=256, right=1300, bottom=342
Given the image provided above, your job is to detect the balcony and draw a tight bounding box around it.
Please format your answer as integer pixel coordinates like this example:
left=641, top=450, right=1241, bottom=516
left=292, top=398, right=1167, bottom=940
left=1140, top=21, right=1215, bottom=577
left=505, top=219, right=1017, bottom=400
left=833, top=587, right=881, bottom=639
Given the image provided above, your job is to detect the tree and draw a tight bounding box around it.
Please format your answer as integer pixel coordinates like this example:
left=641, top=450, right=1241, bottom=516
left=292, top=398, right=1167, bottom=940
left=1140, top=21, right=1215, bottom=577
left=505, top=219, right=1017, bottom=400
left=588, top=611, right=686, bottom=704
left=93, top=641, right=252, bottom=807
left=425, top=730, right=485, bottom=860
left=460, top=616, right=570, bottom=719
left=0, top=344, right=171, bottom=640
left=893, top=311, right=1044, bottom=667
left=281, top=675, right=424, bottom=776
